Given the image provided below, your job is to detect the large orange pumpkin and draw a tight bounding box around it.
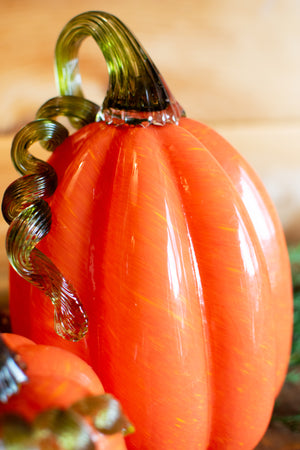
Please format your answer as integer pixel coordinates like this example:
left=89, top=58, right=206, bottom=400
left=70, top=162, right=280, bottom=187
left=2, top=11, right=293, bottom=450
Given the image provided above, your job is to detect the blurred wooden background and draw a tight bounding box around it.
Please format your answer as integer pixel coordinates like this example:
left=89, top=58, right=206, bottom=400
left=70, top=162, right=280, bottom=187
left=1, top=1, right=300, bottom=295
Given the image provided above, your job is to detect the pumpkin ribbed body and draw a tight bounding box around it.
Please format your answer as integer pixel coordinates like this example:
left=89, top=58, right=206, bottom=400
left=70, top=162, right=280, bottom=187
left=9, top=118, right=293, bottom=449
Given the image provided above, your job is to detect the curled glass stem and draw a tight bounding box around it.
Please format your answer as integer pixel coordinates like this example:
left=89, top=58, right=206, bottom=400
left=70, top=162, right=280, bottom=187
left=2, top=11, right=185, bottom=341
left=36, top=95, right=100, bottom=130
left=55, top=11, right=185, bottom=126
left=1, top=120, right=88, bottom=341
left=0, top=335, right=28, bottom=403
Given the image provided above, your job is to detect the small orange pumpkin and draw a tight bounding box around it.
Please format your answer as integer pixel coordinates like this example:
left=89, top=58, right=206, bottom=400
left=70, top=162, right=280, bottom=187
left=2, top=11, right=293, bottom=450
left=0, top=333, right=129, bottom=450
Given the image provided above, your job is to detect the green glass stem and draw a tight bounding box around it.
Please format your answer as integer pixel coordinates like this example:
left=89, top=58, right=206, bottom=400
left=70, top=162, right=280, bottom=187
left=0, top=335, right=28, bottom=403
left=1, top=120, right=88, bottom=341
left=55, top=11, right=185, bottom=126
left=71, top=394, right=135, bottom=436
left=36, top=95, right=100, bottom=130
left=2, top=11, right=185, bottom=342
left=0, top=393, right=134, bottom=448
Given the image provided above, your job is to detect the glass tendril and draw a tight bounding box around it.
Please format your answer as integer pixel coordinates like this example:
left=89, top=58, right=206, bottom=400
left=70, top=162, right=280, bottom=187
left=36, top=95, right=100, bottom=130
left=1, top=116, right=90, bottom=341
left=2, top=11, right=186, bottom=341
left=0, top=335, right=28, bottom=403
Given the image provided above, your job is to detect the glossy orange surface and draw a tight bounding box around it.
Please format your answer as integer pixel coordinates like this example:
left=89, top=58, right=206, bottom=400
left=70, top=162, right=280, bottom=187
left=9, top=118, right=293, bottom=449
left=1, top=333, right=127, bottom=450
left=1, top=334, right=103, bottom=420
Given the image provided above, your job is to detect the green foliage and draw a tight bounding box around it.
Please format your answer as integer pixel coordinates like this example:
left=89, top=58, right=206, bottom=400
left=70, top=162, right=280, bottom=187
left=271, top=245, right=300, bottom=433
left=286, top=244, right=300, bottom=381
left=271, top=414, right=300, bottom=433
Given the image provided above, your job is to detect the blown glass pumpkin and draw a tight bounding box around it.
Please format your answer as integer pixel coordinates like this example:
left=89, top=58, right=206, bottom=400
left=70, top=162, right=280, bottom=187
left=0, top=333, right=131, bottom=449
left=2, top=11, right=293, bottom=450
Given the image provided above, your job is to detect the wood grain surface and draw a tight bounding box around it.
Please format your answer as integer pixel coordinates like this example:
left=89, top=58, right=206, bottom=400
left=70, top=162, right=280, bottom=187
left=1, top=0, right=300, bottom=311
left=1, top=2, right=299, bottom=298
